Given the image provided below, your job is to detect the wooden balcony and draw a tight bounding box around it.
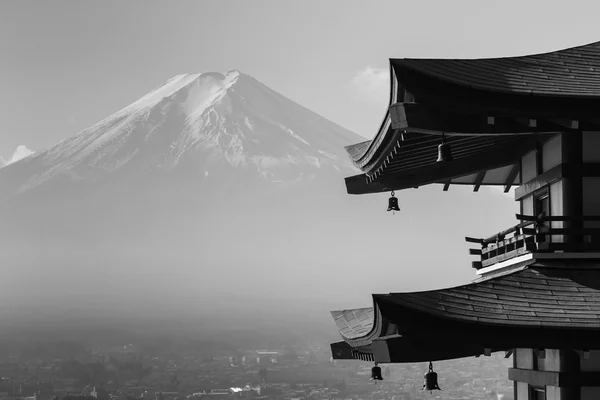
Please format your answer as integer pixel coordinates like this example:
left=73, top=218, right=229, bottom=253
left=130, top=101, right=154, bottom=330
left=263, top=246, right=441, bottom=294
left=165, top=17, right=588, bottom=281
left=466, top=213, right=600, bottom=271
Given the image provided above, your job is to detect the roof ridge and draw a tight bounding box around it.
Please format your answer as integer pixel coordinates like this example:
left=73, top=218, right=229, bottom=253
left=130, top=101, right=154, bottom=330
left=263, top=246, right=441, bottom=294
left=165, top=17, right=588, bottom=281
left=395, top=41, right=600, bottom=63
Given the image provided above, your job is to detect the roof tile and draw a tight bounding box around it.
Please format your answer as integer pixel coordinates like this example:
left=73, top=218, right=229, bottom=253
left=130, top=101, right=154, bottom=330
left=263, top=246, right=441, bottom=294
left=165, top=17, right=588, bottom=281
left=386, top=267, right=600, bottom=330
left=392, top=42, right=600, bottom=97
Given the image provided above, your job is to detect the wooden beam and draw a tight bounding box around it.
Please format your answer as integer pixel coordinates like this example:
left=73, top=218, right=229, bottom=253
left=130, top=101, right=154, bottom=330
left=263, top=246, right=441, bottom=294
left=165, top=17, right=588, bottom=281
left=388, top=102, right=560, bottom=136
left=465, top=237, right=484, bottom=244
left=504, top=163, right=520, bottom=193
left=516, top=213, right=543, bottom=222
left=443, top=182, right=450, bottom=191
left=509, top=368, right=600, bottom=387
left=515, top=164, right=563, bottom=200
left=508, top=368, right=559, bottom=386
left=473, top=171, right=486, bottom=192
left=515, top=163, right=600, bottom=200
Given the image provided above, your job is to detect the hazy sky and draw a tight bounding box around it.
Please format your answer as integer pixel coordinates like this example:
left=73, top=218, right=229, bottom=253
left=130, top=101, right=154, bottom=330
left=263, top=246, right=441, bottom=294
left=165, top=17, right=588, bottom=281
left=2, top=0, right=600, bottom=156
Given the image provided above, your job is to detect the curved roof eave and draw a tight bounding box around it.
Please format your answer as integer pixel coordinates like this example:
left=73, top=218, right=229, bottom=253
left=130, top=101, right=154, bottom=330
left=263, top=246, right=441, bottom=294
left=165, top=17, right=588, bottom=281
left=330, top=298, right=389, bottom=348
left=345, top=60, right=398, bottom=168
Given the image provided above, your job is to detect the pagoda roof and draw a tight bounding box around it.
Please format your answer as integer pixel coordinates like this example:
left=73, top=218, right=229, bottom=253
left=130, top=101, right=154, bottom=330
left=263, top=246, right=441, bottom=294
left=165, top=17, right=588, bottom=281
left=331, top=264, right=600, bottom=362
left=392, top=41, right=600, bottom=98
left=342, top=42, right=600, bottom=194
left=381, top=266, right=600, bottom=329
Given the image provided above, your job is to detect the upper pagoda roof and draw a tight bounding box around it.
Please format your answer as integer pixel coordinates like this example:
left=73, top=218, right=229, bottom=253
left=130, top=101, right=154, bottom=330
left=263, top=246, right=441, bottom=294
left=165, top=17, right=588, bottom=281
left=342, top=42, right=600, bottom=195
left=392, top=41, right=600, bottom=98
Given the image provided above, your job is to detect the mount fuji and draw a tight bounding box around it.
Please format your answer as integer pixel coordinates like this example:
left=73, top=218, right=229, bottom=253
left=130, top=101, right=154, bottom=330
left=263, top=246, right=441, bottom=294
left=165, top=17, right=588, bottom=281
left=0, top=70, right=386, bottom=330
left=0, top=71, right=359, bottom=198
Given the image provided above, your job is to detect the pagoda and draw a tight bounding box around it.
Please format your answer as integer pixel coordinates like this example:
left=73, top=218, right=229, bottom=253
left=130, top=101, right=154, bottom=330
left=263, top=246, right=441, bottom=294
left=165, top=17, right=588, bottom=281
left=330, top=42, right=600, bottom=400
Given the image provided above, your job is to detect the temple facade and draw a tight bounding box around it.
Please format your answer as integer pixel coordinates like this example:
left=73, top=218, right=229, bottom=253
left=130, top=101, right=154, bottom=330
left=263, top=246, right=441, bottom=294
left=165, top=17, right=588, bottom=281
left=330, top=42, right=600, bottom=400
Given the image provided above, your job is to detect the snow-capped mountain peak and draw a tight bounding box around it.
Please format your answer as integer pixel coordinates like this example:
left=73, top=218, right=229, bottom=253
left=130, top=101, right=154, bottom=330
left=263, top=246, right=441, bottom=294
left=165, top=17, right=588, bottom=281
left=1, top=70, right=361, bottom=194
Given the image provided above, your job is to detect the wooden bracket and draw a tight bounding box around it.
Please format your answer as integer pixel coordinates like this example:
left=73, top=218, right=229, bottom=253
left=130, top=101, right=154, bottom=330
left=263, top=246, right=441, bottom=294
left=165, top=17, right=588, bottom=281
left=576, top=350, right=591, bottom=360
left=505, top=349, right=514, bottom=359
left=504, top=163, right=520, bottom=193
left=517, top=118, right=537, bottom=128
left=534, top=348, right=546, bottom=359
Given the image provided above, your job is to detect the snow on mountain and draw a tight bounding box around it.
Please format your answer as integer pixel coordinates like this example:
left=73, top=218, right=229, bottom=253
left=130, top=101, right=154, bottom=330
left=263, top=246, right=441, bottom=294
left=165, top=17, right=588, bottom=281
left=4, top=70, right=361, bottom=194
left=0, top=145, right=35, bottom=169
left=10, top=145, right=35, bottom=163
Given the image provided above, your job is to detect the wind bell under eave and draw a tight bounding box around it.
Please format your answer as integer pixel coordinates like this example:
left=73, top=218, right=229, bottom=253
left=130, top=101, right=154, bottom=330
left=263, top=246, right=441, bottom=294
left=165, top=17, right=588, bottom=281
left=371, top=362, right=383, bottom=383
left=387, top=191, right=400, bottom=214
left=422, top=362, right=441, bottom=393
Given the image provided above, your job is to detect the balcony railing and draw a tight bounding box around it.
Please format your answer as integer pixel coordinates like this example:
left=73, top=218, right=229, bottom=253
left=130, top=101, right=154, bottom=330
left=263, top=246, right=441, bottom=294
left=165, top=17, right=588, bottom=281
left=466, top=213, right=600, bottom=270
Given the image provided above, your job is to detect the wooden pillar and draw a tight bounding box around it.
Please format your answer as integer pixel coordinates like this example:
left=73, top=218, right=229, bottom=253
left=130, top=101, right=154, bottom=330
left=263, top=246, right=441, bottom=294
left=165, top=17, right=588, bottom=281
left=559, top=349, right=581, bottom=400
left=561, top=132, right=583, bottom=243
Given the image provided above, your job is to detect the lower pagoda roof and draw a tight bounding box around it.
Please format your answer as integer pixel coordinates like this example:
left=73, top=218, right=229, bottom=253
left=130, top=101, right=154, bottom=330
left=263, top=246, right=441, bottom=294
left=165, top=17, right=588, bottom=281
left=331, top=264, right=600, bottom=363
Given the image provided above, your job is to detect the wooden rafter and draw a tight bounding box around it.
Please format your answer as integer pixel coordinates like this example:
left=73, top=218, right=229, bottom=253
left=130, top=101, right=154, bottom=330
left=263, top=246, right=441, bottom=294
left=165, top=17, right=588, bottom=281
left=346, top=137, right=536, bottom=194
left=504, top=163, right=520, bottom=193
left=473, top=171, right=487, bottom=192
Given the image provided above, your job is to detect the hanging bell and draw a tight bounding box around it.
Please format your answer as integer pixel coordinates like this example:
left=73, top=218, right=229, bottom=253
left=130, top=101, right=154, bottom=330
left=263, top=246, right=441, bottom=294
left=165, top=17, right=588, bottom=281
left=422, top=362, right=441, bottom=392
left=436, top=134, right=453, bottom=162
left=387, top=191, right=400, bottom=213
left=371, top=362, right=383, bottom=381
